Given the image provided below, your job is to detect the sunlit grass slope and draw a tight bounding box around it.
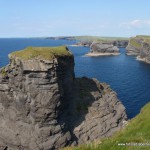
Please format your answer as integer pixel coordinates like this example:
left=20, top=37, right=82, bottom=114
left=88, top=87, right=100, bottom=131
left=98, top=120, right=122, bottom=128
left=63, top=102, right=150, bottom=150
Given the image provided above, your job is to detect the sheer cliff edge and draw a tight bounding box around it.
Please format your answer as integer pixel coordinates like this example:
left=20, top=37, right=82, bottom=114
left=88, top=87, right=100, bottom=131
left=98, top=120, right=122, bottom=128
left=0, top=46, right=127, bottom=150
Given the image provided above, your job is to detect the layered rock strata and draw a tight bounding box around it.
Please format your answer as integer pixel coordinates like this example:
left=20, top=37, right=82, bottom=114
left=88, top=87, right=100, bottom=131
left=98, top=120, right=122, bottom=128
left=73, top=40, right=128, bottom=48
left=113, top=40, right=128, bottom=48
left=126, top=36, right=150, bottom=63
left=0, top=46, right=127, bottom=150
left=86, top=41, right=120, bottom=56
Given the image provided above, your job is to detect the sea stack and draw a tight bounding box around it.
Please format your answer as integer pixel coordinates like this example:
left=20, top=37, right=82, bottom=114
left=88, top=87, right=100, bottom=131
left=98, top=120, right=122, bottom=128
left=0, top=46, right=127, bottom=150
left=86, top=41, right=120, bottom=56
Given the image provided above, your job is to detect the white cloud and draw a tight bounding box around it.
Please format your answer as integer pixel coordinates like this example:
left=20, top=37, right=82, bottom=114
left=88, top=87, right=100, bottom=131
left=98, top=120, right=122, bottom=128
left=119, top=19, right=150, bottom=29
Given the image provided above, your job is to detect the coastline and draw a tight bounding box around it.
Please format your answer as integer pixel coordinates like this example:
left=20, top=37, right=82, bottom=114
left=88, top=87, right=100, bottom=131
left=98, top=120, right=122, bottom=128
left=136, top=56, right=150, bottom=64
left=69, top=44, right=83, bottom=47
left=85, top=52, right=120, bottom=57
left=126, top=53, right=138, bottom=56
left=70, top=44, right=89, bottom=47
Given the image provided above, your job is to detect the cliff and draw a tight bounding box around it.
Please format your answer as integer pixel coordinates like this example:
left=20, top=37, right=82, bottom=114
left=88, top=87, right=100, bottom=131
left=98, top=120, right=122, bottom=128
left=126, top=36, right=150, bottom=63
left=74, top=40, right=128, bottom=48
left=0, top=46, right=127, bottom=150
left=113, top=40, right=128, bottom=48
left=64, top=102, right=150, bottom=150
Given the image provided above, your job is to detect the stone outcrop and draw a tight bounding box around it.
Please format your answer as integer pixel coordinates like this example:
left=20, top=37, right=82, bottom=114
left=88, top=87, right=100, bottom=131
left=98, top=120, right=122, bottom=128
left=126, top=36, right=143, bottom=55
left=137, top=41, right=150, bottom=63
left=113, top=40, right=128, bottom=48
left=126, top=36, right=150, bottom=63
left=0, top=46, right=127, bottom=150
left=86, top=41, right=120, bottom=56
left=73, top=41, right=92, bottom=47
left=73, top=40, right=128, bottom=48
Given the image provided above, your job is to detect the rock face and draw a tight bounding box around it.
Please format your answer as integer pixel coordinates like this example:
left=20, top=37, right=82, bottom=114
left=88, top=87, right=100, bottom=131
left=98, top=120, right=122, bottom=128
left=0, top=46, right=127, bottom=150
left=126, top=36, right=143, bottom=55
left=70, top=78, right=127, bottom=145
left=78, top=40, right=128, bottom=48
left=74, top=41, right=92, bottom=47
left=89, top=41, right=120, bottom=55
left=137, top=41, right=150, bottom=63
left=113, top=40, right=128, bottom=48
left=126, top=36, right=150, bottom=63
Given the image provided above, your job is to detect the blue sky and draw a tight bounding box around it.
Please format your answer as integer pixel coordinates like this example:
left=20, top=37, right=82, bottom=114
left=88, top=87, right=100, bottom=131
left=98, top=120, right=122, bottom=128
left=1, top=0, right=150, bottom=37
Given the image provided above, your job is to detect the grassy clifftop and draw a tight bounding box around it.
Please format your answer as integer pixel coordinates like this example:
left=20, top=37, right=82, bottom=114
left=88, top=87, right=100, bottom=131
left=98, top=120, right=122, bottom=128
left=63, top=102, right=150, bottom=150
left=9, top=46, right=72, bottom=60
left=73, top=36, right=129, bottom=42
left=129, top=35, right=150, bottom=48
left=130, top=38, right=142, bottom=48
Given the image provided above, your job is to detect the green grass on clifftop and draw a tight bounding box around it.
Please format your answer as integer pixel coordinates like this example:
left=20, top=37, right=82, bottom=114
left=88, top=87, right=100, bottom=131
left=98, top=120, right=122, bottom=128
left=9, top=46, right=72, bottom=60
left=130, top=39, right=142, bottom=48
left=73, top=36, right=129, bottom=42
left=63, top=102, right=150, bottom=150
left=129, top=35, right=150, bottom=48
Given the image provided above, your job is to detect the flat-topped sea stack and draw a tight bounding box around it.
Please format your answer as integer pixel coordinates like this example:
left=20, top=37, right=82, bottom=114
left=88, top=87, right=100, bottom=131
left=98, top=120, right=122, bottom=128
left=126, top=35, right=150, bottom=63
left=86, top=41, right=120, bottom=56
left=0, top=46, right=127, bottom=150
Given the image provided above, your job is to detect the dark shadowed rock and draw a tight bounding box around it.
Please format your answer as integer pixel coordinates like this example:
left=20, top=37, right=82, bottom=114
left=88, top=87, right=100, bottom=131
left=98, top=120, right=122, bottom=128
left=113, top=40, right=128, bottom=48
left=0, top=46, right=127, bottom=149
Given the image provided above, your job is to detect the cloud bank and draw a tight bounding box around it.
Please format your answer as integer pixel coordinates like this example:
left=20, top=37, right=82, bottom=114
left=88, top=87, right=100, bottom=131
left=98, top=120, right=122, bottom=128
left=120, top=19, right=150, bottom=29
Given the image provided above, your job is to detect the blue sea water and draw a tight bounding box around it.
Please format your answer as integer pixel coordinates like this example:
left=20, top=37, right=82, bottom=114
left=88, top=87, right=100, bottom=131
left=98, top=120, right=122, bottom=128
left=0, top=38, right=150, bottom=119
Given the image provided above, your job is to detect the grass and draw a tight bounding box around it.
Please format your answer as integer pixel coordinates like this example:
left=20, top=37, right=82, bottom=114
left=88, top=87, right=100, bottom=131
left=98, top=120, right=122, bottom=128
left=130, top=39, right=142, bottom=48
left=129, top=35, right=150, bottom=47
left=0, top=67, right=7, bottom=77
left=62, top=102, right=150, bottom=150
left=73, top=36, right=129, bottom=42
left=9, top=46, right=72, bottom=60
left=136, top=35, right=150, bottom=38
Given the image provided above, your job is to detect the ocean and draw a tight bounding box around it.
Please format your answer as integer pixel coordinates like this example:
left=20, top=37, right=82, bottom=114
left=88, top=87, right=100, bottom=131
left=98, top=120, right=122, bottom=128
left=0, top=38, right=150, bottom=118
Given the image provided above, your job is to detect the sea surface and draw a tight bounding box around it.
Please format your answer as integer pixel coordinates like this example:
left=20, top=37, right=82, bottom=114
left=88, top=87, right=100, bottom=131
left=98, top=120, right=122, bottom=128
left=0, top=38, right=150, bottom=119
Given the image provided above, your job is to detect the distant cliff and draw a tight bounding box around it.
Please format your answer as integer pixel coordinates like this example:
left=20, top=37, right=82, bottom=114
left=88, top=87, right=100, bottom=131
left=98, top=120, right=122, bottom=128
left=113, top=40, right=128, bottom=48
left=126, top=36, right=150, bottom=63
left=74, top=40, right=128, bottom=48
left=0, top=46, right=127, bottom=150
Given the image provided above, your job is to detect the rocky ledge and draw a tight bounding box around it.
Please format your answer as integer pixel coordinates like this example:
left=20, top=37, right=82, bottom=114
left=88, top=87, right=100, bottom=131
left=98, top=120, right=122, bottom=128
left=126, top=35, right=150, bottom=63
left=0, top=46, right=127, bottom=150
left=86, top=41, right=120, bottom=56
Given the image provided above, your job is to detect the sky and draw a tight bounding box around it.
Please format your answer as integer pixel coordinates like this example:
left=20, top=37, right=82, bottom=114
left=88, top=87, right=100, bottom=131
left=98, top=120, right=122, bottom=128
left=1, top=0, right=150, bottom=37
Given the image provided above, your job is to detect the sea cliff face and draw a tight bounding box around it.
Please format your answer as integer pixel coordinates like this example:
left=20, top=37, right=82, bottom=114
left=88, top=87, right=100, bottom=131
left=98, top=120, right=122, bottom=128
left=137, top=41, right=150, bottom=63
left=72, top=39, right=128, bottom=48
left=0, top=46, right=127, bottom=150
left=126, top=36, right=150, bottom=63
left=126, top=36, right=143, bottom=55
left=113, top=40, right=128, bottom=48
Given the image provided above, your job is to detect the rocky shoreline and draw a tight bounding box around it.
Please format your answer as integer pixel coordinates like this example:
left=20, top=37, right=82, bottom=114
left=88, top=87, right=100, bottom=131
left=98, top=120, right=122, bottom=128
left=0, top=46, right=127, bottom=150
left=126, top=36, right=150, bottom=63
left=85, top=52, right=120, bottom=56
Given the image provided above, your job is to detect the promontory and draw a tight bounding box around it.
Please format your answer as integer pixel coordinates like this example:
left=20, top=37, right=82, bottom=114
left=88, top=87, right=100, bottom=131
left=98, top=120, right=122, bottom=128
left=0, top=46, right=127, bottom=150
left=126, top=35, right=150, bottom=63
